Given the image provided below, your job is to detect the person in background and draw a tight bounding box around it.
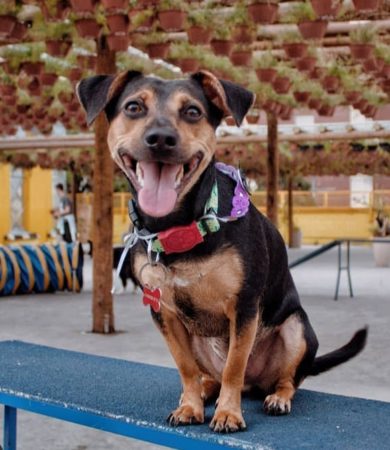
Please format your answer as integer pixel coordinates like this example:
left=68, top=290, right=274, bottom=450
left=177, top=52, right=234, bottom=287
left=52, top=183, right=77, bottom=243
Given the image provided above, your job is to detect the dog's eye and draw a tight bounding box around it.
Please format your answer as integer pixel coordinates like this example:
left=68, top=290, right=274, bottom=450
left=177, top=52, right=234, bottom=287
left=124, top=100, right=145, bottom=118
left=182, top=105, right=203, bottom=122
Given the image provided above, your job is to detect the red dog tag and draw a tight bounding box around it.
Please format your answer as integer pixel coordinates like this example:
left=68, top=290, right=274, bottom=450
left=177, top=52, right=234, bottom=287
left=142, top=286, right=161, bottom=313
left=158, top=221, right=204, bottom=254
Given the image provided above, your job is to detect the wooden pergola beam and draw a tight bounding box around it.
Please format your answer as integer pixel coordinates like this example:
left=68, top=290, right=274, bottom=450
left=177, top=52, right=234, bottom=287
left=1, top=130, right=389, bottom=151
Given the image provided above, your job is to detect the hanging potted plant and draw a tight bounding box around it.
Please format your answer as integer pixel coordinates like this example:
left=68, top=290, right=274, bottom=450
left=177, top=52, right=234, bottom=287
left=157, top=0, right=188, bottom=32
left=306, top=82, right=325, bottom=110
left=247, top=0, right=279, bottom=24
left=0, top=2, right=17, bottom=37
left=253, top=51, right=278, bottom=83
left=129, top=9, right=154, bottom=32
left=281, top=31, right=308, bottom=59
left=372, top=208, right=390, bottom=267
left=349, top=26, right=376, bottom=61
left=321, top=64, right=345, bottom=93
left=45, top=22, right=73, bottom=57
left=101, top=0, right=128, bottom=11
left=352, top=0, right=382, bottom=12
left=284, top=1, right=328, bottom=41
left=139, top=31, right=170, bottom=59
left=295, top=46, right=317, bottom=72
left=230, top=3, right=256, bottom=44
left=230, top=44, right=252, bottom=67
left=106, top=12, right=129, bottom=33
left=69, top=0, right=97, bottom=13
left=272, top=65, right=293, bottom=94
left=210, top=27, right=233, bottom=57
left=168, top=42, right=201, bottom=73
left=310, top=0, right=342, bottom=18
left=186, top=8, right=213, bottom=45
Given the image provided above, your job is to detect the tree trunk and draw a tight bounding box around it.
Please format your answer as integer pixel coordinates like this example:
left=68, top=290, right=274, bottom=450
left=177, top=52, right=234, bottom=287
left=287, top=175, right=293, bottom=247
left=92, top=36, right=116, bottom=333
left=266, top=112, right=279, bottom=227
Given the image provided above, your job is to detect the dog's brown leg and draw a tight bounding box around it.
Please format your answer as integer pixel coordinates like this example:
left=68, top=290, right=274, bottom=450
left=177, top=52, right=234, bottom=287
left=157, top=309, right=205, bottom=426
left=210, top=311, right=259, bottom=433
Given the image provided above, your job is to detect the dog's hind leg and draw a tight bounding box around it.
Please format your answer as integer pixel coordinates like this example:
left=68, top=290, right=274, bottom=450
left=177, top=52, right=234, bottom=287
left=201, top=374, right=220, bottom=404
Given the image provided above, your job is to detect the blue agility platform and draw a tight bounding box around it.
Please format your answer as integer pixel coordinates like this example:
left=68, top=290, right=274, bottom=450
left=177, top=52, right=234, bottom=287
left=0, top=341, right=389, bottom=450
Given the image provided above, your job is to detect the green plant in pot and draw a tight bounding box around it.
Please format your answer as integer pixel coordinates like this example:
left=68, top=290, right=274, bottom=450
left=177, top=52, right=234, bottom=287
left=349, top=26, right=377, bottom=60
left=186, top=7, right=214, bottom=45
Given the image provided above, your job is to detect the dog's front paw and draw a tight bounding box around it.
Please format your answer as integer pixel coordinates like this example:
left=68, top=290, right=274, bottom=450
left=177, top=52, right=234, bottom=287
left=210, top=408, right=246, bottom=433
left=264, top=394, right=291, bottom=415
left=167, top=404, right=204, bottom=426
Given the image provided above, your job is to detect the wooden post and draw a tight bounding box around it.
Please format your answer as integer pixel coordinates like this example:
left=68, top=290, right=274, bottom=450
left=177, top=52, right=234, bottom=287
left=287, top=175, right=293, bottom=247
left=266, top=112, right=279, bottom=227
left=92, top=36, right=116, bottom=333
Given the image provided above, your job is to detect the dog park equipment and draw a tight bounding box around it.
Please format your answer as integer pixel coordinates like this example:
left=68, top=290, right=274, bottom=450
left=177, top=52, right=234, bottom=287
left=1, top=341, right=390, bottom=450
left=0, top=243, right=83, bottom=296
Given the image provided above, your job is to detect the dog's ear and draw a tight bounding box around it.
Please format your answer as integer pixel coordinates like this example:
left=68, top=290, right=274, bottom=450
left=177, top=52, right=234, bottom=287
left=76, top=70, right=142, bottom=126
left=191, top=70, right=255, bottom=126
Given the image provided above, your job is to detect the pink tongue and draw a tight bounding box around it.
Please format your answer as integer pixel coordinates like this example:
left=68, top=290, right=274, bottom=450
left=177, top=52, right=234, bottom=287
left=138, top=161, right=181, bottom=217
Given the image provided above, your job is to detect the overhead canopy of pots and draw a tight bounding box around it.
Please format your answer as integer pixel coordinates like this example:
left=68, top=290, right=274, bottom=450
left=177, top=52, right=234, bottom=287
left=0, top=0, right=389, bottom=136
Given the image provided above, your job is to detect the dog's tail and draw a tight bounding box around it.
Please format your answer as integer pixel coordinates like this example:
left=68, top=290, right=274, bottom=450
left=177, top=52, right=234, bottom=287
left=309, top=327, right=368, bottom=376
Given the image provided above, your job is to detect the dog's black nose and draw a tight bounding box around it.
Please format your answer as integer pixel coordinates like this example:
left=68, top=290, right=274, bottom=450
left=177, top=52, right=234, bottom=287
left=144, top=127, right=178, bottom=152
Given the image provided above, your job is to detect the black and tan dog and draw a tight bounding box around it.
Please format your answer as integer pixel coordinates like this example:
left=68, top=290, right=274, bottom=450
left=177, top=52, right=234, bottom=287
left=77, top=70, right=367, bottom=433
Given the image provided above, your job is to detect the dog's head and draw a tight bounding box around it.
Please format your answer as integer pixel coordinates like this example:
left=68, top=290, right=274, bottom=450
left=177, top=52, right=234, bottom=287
left=77, top=71, right=254, bottom=218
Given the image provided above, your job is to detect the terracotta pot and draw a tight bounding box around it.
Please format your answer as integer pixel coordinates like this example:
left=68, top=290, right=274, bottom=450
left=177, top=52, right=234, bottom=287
left=308, top=98, right=321, bottom=109
left=255, top=68, right=277, bottom=83
left=107, top=14, right=129, bottom=33
left=69, top=0, right=96, bottom=13
left=233, top=26, right=253, bottom=44
left=246, top=113, right=260, bottom=124
left=101, top=0, right=127, bottom=10
left=68, top=67, right=83, bottom=83
left=45, top=39, right=72, bottom=57
left=0, top=15, right=17, bottom=36
left=381, top=64, right=390, bottom=78
left=210, top=39, right=233, bottom=57
left=147, top=42, right=170, bottom=59
left=75, top=19, right=101, bottom=39
left=247, top=2, right=278, bottom=24
left=16, top=104, right=31, bottom=114
left=345, top=91, right=361, bottom=103
left=279, top=105, right=293, bottom=120
left=350, top=44, right=374, bottom=60
left=230, top=50, right=252, bottom=66
left=177, top=58, right=200, bottom=73
left=9, top=21, right=28, bottom=41
left=283, top=42, right=308, bottom=59
left=352, top=0, right=381, bottom=11
left=27, top=77, right=42, bottom=96
left=272, top=76, right=291, bottom=94
left=322, top=75, right=340, bottom=93
left=295, top=56, right=317, bottom=72
left=310, top=0, right=342, bottom=17
left=187, top=26, right=212, bottom=45
left=364, top=104, right=378, bottom=118
left=21, top=61, right=44, bottom=76
left=309, top=67, right=324, bottom=79
left=363, top=57, right=380, bottom=72
left=0, top=84, right=16, bottom=96
left=317, top=104, right=335, bottom=116
left=40, top=73, right=58, bottom=86
left=382, top=79, right=390, bottom=92
left=293, top=91, right=310, bottom=103
left=298, top=20, right=328, bottom=40
left=107, top=33, right=129, bottom=52
left=158, top=10, right=186, bottom=31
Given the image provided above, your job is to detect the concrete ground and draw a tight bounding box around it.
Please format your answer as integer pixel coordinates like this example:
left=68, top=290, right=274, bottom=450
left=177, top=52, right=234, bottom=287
left=0, top=244, right=389, bottom=449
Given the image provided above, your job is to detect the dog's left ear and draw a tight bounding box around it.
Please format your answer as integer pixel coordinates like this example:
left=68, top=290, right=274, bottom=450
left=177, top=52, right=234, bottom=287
left=76, top=70, right=142, bottom=126
left=191, top=70, right=255, bottom=126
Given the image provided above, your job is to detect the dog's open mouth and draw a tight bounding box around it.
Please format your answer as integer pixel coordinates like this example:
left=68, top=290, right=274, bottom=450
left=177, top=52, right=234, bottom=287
left=120, top=151, right=203, bottom=217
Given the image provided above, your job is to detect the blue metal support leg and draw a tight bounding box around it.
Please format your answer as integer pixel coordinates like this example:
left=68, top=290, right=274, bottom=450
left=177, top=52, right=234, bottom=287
left=3, top=406, right=17, bottom=450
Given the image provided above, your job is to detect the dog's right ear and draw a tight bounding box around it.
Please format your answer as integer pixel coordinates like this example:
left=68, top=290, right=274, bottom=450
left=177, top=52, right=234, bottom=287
left=76, top=70, right=142, bottom=126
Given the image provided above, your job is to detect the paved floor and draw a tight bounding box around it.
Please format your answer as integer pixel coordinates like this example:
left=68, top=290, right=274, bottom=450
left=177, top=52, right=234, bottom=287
left=0, top=244, right=389, bottom=449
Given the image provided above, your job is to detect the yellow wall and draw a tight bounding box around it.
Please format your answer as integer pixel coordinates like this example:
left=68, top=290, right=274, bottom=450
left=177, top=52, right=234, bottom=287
left=0, top=163, right=11, bottom=242
left=23, top=167, right=53, bottom=241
